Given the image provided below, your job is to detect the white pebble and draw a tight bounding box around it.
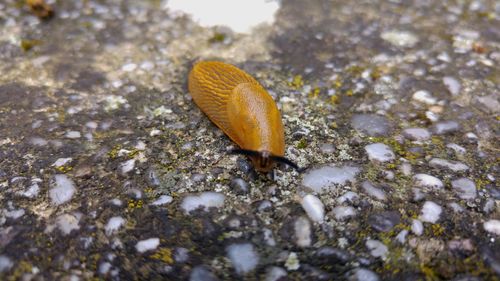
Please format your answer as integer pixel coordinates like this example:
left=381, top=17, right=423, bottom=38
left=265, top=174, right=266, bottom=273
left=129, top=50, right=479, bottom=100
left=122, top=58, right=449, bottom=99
left=226, top=243, right=259, bottom=275
left=381, top=30, right=418, bottom=47
left=484, top=220, right=500, bottom=235
left=265, top=266, right=287, bottom=281
left=446, top=143, right=466, bottom=155
left=412, top=90, right=437, bottom=105
left=136, top=238, right=160, bottom=253
left=55, top=213, right=81, bottom=235
left=122, top=63, right=137, bottom=72
left=181, top=192, right=225, bottom=214
left=413, top=174, right=444, bottom=190
left=364, top=143, right=395, bottom=162
left=429, top=158, right=469, bottom=172
left=294, top=216, right=312, bottom=247
left=419, top=201, right=442, bottom=223
left=332, top=206, right=357, bottom=220
left=443, top=77, right=461, bottom=96
left=361, top=181, right=387, bottom=201
left=396, top=230, right=409, bottom=244
left=52, top=158, right=73, bottom=167
left=120, top=159, right=136, bottom=175
left=337, top=191, right=359, bottom=204
left=300, top=194, right=325, bottom=223
left=403, top=128, right=431, bottom=141
left=105, top=216, right=126, bottom=236
left=151, top=195, right=173, bottom=206
left=366, top=239, right=388, bottom=259
left=451, top=178, right=477, bottom=200
left=302, top=165, right=360, bottom=193
left=0, top=255, right=13, bottom=273
left=49, top=174, right=77, bottom=205
left=411, top=219, right=424, bottom=236
left=65, top=131, right=81, bottom=139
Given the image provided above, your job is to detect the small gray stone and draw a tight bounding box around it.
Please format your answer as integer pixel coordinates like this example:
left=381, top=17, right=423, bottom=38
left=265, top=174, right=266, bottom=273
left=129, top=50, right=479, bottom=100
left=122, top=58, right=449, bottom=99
left=361, top=181, right=387, bottom=201
left=432, top=121, right=460, bottom=135
left=368, top=211, right=401, bottom=232
left=365, top=143, right=395, bottom=163
left=230, top=178, right=249, bottom=195
left=189, top=265, right=218, bottom=281
left=346, top=268, right=380, bottom=281
left=451, top=178, right=477, bottom=200
left=429, top=158, right=469, bottom=172
left=351, top=114, right=392, bottom=137
left=403, top=128, right=431, bottom=141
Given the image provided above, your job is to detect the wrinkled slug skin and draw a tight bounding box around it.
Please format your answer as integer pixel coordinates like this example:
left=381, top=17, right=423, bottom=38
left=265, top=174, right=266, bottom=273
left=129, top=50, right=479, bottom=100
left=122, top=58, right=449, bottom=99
left=188, top=61, right=285, bottom=157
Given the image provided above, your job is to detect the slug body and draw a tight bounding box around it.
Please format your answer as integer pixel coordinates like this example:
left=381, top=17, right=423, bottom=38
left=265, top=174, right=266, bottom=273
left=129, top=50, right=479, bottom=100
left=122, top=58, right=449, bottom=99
left=188, top=61, right=285, bottom=172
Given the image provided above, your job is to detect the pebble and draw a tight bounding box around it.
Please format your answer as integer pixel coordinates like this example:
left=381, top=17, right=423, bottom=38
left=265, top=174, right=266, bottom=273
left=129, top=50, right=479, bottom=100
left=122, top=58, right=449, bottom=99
left=315, top=247, right=352, bottom=264
left=337, top=191, right=360, bottom=204
left=122, top=63, right=137, bottom=72
left=364, top=143, right=395, bottom=163
left=29, top=137, right=48, bottom=146
left=65, top=131, right=81, bottom=139
left=265, top=266, right=287, bottom=281
left=226, top=243, right=259, bottom=275
left=332, top=206, right=357, bottom=221
left=369, top=211, right=400, bottom=232
left=181, top=192, right=225, bottom=214
left=365, top=239, right=388, bottom=259
left=411, top=219, right=424, bottom=236
left=174, top=247, right=189, bottom=263
left=429, top=158, right=469, bottom=172
left=475, top=95, right=500, bottom=114
left=119, top=159, right=136, bottom=175
left=294, top=216, right=312, bottom=247
left=483, top=199, right=495, bottom=214
left=49, top=174, right=77, bottom=205
left=483, top=220, right=500, bottom=235
left=55, top=213, right=81, bottom=235
left=443, top=76, right=461, bottom=96
left=449, top=202, right=465, bottom=213
left=105, top=216, right=126, bottom=236
left=419, top=201, right=442, bottom=223
left=361, top=181, right=387, bottom=201
left=451, top=178, right=477, bottom=200
left=300, top=194, right=325, bottom=223
left=381, top=30, right=419, bottom=47
left=432, top=121, right=460, bottom=135
left=402, top=128, right=431, bottom=141
left=189, top=265, right=218, bottom=281
left=151, top=195, right=173, bottom=206
left=396, top=230, right=409, bottom=244
left=413, top=174, right=444, bottom=190
left=346, top=268, right=380, bottom=281
left=412, top=90, right=437, bottom=105
left=230, top=178, right=249, bottom=195
left=135, top=238, right=160, bottom=253
left=302, top=165, right=360, bottom=193
left=446, top=143, right=466, bottom=156
left=351, top=114, right=392, bottom=136
left=412, top=187, right=426, bottom=201
left=0, top=255, right=13, bottom=273
left=52, top=157, right=73, bottom=167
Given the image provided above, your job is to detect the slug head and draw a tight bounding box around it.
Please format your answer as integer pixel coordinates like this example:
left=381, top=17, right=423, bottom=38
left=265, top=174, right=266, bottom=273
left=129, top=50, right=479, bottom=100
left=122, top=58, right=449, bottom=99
left=230, top=149, right=302, bottom=173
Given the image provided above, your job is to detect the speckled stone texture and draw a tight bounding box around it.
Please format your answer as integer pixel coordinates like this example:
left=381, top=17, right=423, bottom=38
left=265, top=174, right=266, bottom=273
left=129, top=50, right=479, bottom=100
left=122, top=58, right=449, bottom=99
left=0, top=0, right=499, bottom=280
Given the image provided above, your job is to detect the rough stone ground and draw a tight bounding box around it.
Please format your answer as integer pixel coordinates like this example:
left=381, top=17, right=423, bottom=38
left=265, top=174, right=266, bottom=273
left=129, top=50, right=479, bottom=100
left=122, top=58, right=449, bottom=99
left=0, top=0, right=499, bottom=280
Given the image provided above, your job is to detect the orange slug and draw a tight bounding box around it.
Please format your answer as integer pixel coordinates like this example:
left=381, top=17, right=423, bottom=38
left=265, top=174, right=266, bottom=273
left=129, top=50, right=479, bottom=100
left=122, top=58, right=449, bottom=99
left=188, top=61, right=299, bottom=172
